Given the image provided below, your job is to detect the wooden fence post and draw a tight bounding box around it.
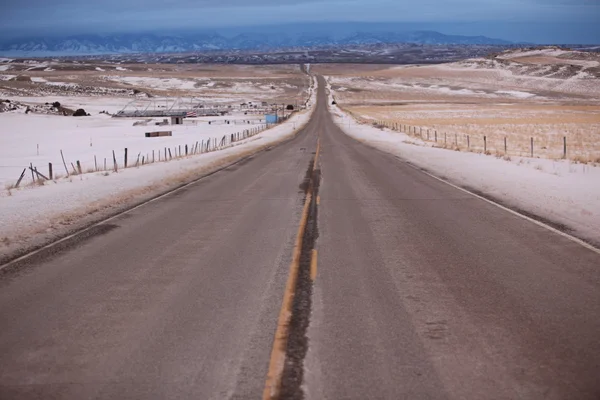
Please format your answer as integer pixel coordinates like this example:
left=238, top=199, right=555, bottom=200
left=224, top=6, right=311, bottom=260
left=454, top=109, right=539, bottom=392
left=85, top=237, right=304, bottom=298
left=15, top=168, right=26, bottom=188
left=467, top=135, right=470, bottom=150
left=94, top=156, right=98, bottom=171
left=444, top=132, right=447, bottom=147
left=29, top=163, right=35, bottom=182
left=504, top=137, right=507, bottom=154
left=112, top=150, right=118, bottom=172
left=484, top=136, right=487, bottom=153
left=185, top=144, right=188, bottom=156
left=530, top=137, right=534, bottom=158
left=60, top=150, right=69, bottom=177
left=563, top=137, right=567, bottom=159
left=124, top=148, right=128, bottom=168
left=76, top=160, right=82, bottom=175
left=49, top=163, right=53, bottom=180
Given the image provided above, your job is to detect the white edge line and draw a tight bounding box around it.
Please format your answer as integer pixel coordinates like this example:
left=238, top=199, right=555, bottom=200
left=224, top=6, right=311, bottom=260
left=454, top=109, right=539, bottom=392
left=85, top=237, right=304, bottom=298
left=403, top=161, right=600, bottom=256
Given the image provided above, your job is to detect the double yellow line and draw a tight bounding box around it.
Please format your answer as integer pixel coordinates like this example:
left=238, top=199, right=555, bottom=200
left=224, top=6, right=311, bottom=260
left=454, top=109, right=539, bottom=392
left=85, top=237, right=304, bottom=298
left=262, top=137, right=320, bottom=400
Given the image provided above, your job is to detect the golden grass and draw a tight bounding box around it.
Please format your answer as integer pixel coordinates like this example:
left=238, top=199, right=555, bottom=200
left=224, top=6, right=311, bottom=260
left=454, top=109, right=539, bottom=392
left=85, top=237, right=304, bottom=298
left=348, top=103, right=600, bottom=161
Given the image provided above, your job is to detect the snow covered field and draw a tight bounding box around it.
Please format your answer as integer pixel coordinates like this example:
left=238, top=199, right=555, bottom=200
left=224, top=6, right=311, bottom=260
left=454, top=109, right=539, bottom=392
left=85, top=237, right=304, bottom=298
left=100, top=76, right=201, bottom=91
left=0, top=96, right=269, bottom=188
left=0, top=82, right=315, bottom=259
left=0, top=61, right=313, bottom=253
left=330, top=102, right=600, bottom=246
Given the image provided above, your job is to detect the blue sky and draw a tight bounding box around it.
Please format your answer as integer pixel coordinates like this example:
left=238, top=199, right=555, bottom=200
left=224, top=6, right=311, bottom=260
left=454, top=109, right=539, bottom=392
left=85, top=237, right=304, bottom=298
left=1, top=0, right=599, bottom=43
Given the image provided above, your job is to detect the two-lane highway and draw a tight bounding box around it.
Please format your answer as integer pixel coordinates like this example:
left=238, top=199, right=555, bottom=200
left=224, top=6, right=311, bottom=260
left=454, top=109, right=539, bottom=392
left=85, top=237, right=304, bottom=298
left=1, top=76, right=599, bottom=400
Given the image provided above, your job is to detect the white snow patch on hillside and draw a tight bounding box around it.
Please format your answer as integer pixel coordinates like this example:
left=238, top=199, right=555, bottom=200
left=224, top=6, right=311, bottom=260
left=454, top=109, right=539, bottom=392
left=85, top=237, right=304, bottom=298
left=25, top=62, right=49, bottom=71
left=45, top=81, right=79, bottom=88
left=103, top=76, right=198, bottom=90
left=495, top=90, right=535, bottom=98
left=498, top=48, right=570, bottom=59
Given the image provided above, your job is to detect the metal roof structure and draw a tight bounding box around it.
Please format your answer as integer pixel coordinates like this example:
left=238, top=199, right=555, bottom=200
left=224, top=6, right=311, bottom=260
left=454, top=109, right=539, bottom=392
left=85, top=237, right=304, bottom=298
left=113, top=97, right=228, bottom=118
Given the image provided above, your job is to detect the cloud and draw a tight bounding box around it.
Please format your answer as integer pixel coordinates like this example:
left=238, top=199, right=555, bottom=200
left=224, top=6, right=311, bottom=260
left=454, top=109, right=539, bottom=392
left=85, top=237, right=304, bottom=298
left=1, top=0, right=597, bottom=37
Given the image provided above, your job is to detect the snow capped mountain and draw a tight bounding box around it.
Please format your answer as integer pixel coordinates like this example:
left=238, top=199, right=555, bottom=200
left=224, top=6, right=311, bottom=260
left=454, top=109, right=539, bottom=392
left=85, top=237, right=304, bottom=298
left=0, top=30, right=511, bottom=55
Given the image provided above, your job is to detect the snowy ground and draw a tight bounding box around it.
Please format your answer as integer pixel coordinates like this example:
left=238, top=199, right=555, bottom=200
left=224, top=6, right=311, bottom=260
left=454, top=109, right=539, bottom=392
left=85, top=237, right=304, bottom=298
left=321, top=48, right=600, bottom=103
left=100, top=76, right=201, bottom=91
left=330, top=101, right=600, bottom=246
left=0, top=78, right=317, bottom=259
left=0, top=60, right=311, bottom=105
left=0, top=96, right=270, bottom=188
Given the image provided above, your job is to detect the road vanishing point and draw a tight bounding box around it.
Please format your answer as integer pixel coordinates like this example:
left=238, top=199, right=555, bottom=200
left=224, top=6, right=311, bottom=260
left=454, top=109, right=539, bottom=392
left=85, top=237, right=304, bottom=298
left=1, top=77, right=599, bottom=400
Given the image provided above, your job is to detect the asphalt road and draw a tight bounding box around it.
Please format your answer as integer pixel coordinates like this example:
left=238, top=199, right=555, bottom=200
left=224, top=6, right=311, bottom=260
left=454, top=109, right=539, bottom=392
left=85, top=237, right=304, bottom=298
left=1, top=77, right=600, bottom=400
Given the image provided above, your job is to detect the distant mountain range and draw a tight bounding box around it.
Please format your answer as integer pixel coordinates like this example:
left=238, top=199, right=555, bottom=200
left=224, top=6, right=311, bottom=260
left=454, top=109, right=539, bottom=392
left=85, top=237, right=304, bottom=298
left=0, top=29, right=512, bottom=55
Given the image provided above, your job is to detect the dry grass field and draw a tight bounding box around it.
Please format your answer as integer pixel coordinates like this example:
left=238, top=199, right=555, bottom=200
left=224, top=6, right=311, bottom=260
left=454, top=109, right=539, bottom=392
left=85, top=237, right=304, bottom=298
left=315, top=48, right=600, bottom=162
left=347, top=103, right=600, bottom=160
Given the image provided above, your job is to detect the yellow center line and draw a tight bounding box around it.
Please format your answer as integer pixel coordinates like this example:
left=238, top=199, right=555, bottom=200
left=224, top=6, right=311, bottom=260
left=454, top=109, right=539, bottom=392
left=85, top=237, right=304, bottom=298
left=263, top=136, right=321, bottom=400
left=310, top=249, right=318, bottom=281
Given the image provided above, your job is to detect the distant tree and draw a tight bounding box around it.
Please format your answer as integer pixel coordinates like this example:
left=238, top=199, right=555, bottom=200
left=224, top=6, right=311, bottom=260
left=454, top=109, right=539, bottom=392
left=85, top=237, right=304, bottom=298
left=52, top=101, right=61, bottom=108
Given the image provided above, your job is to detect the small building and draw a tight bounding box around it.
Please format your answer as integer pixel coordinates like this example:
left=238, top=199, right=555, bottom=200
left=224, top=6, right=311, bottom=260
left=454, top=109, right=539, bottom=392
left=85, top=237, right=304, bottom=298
left=265, top=114, right=278, bottom=124
left=171, top=116, right=183, bottom=125
left=145, top=131, right=172, bottom=138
